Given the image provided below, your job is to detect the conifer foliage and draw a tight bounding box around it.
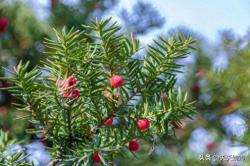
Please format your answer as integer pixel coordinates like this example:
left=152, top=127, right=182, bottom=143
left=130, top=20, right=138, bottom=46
left=0, top=130, right=32, bottom=166
left=1, top=18, right=196, bottom=165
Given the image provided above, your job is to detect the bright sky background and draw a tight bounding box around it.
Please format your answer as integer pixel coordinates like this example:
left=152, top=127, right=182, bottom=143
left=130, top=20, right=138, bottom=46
left=35, top=0, right=250, bottom=43
left=117, top=0, right=250, bottom=42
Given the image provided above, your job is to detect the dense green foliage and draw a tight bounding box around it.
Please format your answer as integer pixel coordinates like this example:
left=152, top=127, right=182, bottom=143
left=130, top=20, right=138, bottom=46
left=0, top=0, right=165, bottom=142
left=1, top=18, right=195, bottom=165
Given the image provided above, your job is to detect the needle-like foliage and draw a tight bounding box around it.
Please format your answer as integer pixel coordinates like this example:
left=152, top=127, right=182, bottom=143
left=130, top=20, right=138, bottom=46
left=1, top=18, right=196, bottom=165
left=0, top=130, right=32, bottom=166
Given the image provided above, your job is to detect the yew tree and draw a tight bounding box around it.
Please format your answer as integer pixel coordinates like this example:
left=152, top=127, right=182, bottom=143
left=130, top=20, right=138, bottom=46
left=0, top=18, right=195, bottom=165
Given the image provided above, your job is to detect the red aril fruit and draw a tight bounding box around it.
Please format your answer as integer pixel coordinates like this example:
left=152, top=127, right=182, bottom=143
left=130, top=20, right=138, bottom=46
left=171, top=121, right=182, bottom=129
left=0, top=17, right=9, bottom=33
left=57, top=79, right=64, bottom=88
left=128, top=140, right=140, bottom=152
left=110, top=75, right=124, bottom=88
left=104, top=118, right=113, bottom=126
left=206, top=142, right=217, bottom=151
left=66, top=75, right=77, bottom=88
left=92, top=153, right=101, bottom=164
left=70, top=88, right=80, bottom=100
left=137, top=118, right=150, bottom=131
left=191, top=83, right=200, bottom=94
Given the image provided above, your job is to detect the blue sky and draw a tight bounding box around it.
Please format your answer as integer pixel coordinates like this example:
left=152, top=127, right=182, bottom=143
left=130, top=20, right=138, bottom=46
left=117, top=0, right=250, bottom=42
left=35, top=0, right=250, bottom=43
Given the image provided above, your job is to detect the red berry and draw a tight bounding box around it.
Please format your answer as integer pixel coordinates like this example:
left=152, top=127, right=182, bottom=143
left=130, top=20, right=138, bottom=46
left=191, top=83, right=200, bottom=94
left=57, top=79, right=65, bottom=88
left=206, top=142, right=217, bottom=151
left=62, top=88, right=80, bottom=101
left=62, top=90, right=70, bottom=98
left=92, top=153, right=101, bottom=164
left=171, top=121, right=182, bottom=129
left=70, top=88, right=80, bottom=100
left=66, top=75, right=77, bottom=88
left=58, top=75, right=79, bottom=101
left=0, top=17, right=9, bottom=33
left=137, top=118, right=150, bottom=131
left=110, top=75, right=124, bottom=88
left=57, top=76, right=77, bottom=89
left=104, top=118, right=113, bottom=126
left=128, top=140, right=140, bottom=152
left=40, top=137, right=47, bottom=145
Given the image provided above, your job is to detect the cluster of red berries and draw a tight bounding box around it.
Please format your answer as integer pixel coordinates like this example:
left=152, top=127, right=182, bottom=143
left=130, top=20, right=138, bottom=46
left=93, top=118, right=150, bottom=164
left=55, top=74, right=181, bottom=163
left=57, top=75, right=80, bottom=101
left=0, top=17, right=9, bottom=33
left=57, top=74, right=124, bottom=101
left=56, top=74, right=150, bottom=163
left=90, top=75, right=150, bottom=164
